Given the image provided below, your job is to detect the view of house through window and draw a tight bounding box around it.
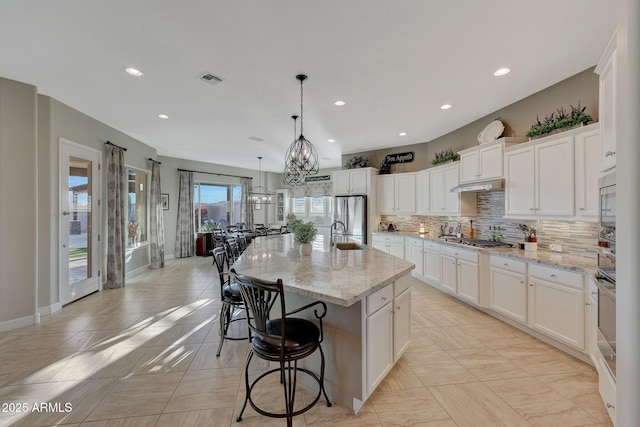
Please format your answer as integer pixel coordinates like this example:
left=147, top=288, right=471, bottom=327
left=127, top=168, right=148, bottom=246
left=194, top=182, right=242, bottom=231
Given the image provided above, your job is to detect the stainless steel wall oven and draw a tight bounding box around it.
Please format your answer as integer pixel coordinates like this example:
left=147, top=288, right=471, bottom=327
left=596, top=171, right=616, bottom=378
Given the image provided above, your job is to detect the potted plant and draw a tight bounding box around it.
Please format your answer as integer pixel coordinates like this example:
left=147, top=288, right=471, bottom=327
left=343, top=155, right=368, bottom=169
left=431, top=148, right=459, bottom=166
left=293, top=220, right=318, bottom=255
left=525, top=102, right=593, bottom=139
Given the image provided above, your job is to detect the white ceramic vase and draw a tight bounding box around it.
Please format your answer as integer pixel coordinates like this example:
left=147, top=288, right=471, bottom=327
left=300, top=243, right=312, bottom=256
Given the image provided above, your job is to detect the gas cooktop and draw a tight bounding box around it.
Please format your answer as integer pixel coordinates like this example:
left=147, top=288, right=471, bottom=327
left=440, top=237, right=513, bottom=248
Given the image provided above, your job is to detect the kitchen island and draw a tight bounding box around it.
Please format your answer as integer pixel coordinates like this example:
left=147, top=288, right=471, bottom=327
left=232, top=233, right=415, bottom=413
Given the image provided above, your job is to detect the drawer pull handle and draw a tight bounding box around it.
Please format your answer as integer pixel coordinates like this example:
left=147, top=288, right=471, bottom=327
left=520, top=281, right=524, bottom=284
left=503, top=263, right=508, bottom=266
left=381, top=297, right=387, bottom=301
left=606, top=402, right=615, bottom=409
left=605, top=151, right=616, bottom=157
left=550, top=274, right=556, bottom=278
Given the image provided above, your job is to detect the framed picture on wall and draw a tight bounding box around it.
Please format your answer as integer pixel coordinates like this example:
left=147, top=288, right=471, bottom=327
left=161, top=194, right=169, bottom=210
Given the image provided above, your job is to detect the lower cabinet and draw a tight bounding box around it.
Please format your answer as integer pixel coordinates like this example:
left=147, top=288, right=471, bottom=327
left=440, top=246, right=479, bottom=304
left=424, top=241, right=441, bottom=285
left=372, top=234, right=405, bottom=259
left=489, top=257, right=528, bottom=323
left=365, top=276, right=411, bottom=395
left=528, top=264, right=585, bottom=350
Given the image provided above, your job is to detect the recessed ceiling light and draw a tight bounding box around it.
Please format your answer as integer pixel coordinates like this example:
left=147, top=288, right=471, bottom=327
left=158, top=114, right=169, bottom=119
left=125, top=67, right=143, bottom=77
left=494, top=67, right=511, bottom=76
left=440, top=104, right=453, bottom=110
left=328, top=139, right=336, bottom=143
left=399, top=132, right=407, bottom=136
left=334, top=100, right=346, bottom=106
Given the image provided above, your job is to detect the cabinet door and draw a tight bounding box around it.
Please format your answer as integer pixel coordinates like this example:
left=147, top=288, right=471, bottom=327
left=490, top=267, right=527, bottom=323
left=505, top=147, right=535, bottom=216
left=599, top=47, right=617, bottom=172
left=479, top=143, right=503, bottom=180
left=430, top=168, right=445, bottom=213
left=424, top=248, right=441, bottom=285
left=350, top=169, right=369, bottom=194
left=366, top=302, right=393, bottom=395
left=440, top=254, right=457, bottom=294
left=333, top=171, right=351, bottom=195
left=442, top=164, right=461, bottom=214
left=388, top=242, right=404, bottom=259
left=457, top=259, right=479, bottom=304
left=460, top=151, right=480, bottom=183
left=376, top=175, right=395, bottom=213
left=372, top=241, right=388, bottom=253
left=528, top=278, right=585, bottom=350
left=396, top=174, right=416, bottom=213
left=535, top=137, right=574, bottom=216
left=393, top=289, right=411, bottom=361
left=407, top=243, right=424, bottom=276
left=416, top=170, right=430, bottom=213
left=575, top=129, right=601, bottom=219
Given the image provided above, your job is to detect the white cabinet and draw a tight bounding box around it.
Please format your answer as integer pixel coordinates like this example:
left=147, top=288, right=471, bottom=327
left=459, top=138, right=525, bottom=184
left=424, top=241, right=441, bottom=285
left=430, top=163, right=476, bottom=216
left=440, top=246, right=479, bottom=304
left=505, top=133, right=575, bottom=218
left=528, top=264, right=585, bottom=350
left=415, top=170, right=431, bottom=214
left=376, top=173, right=416, bottom=214
left=372, top=234, right=404, bottom=259
left=489, top=256, right=528, bottom=324
left=595, top=32, right=617, bottom=172
left=365, top=276, right=411, bottom=395
left=574, top=127, right=601, bottom=220
left=332, top=167, right=377, bottom=195
left=598, top=358, right=617, bottom=426
left=406, top=237, right=424, bottom=276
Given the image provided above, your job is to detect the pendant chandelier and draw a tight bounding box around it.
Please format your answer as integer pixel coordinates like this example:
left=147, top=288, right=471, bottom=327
left=250, top=156, right=275, bottom=207
left=282, top=115, right=305, bottom=186
left=283, top=74, right=319, bottom=186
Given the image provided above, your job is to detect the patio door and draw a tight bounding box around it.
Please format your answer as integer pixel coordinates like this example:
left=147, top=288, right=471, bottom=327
left=59, top=139, right=101, bottom=305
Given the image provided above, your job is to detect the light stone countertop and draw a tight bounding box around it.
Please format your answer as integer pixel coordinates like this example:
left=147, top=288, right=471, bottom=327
left=232, top=233, right=415, bottom=307
left=373, top=231, right=598, bottom=275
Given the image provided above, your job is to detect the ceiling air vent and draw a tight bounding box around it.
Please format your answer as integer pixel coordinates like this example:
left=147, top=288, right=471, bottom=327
left=199, top=72, right=224, bottom=86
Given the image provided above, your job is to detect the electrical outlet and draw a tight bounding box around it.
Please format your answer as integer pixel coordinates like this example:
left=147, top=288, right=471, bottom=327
left=549, top=244, right=563, bottom=252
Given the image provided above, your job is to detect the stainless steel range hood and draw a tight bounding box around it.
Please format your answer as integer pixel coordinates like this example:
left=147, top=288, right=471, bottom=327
left=450, top=179, right=504, bottom=193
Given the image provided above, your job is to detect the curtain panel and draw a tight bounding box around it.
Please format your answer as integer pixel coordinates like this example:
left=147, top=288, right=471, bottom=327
left=106, top=146, right=126, bottom=289
left=149, top=162, right=165, bottom=268
left=241, top=177, right=253, bottom=229
left=174, top=170, right=195, bottom=258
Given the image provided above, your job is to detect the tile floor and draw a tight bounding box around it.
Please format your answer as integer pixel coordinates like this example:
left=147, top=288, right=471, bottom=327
left=0, top=256, right=613, bottom=426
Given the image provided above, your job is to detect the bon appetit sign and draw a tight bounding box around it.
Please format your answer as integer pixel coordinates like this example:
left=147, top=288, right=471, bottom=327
left=384, top=151, right=415, bottom=165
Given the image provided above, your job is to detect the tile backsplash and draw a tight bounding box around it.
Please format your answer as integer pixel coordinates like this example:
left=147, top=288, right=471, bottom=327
left=379, top=192, right=599, bottom=259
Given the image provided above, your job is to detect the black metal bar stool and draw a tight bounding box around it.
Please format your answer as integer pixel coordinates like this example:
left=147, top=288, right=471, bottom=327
left=212, top=247, right=248, bottom=356
left=231, top=269, right=332, bottom=426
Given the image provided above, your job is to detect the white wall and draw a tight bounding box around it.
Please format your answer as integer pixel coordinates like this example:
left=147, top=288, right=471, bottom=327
left=0, top=78, right=38, bottom=330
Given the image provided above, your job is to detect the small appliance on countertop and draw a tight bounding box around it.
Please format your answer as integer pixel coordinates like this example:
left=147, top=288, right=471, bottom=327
left=440, top=220, right=461, bottom=240
left=387, top=223, right=396, bottom=232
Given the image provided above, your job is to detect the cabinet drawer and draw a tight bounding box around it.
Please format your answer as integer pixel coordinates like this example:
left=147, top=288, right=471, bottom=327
left=529, top=264, right=583, bottom=289
left=424, top=241, right=440, bottom=251
left=490, top=256, right=527, bottom=274
left=372, top=234, right=405, bottom=244
left=367, top=285, right=393, bottom=315
left=441, top=246, right=478, bottom=264
left=406, top=237, right=424, bottom=248
left=394, top=275, right=412, bottom=297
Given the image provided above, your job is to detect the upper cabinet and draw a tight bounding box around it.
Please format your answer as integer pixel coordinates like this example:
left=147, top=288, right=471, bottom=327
left=595, top=32, right=617, bottom=172
left=430, top=162, right=476, bottom=216
left=376, top=173, right=416, bottom=214
left=504, top=124, right=600, bottom=221
left=333, top=167, right=377, bottom=195
left=459, top=137, right=526, bottom=184
left=274, top=189, right=289, bottom=224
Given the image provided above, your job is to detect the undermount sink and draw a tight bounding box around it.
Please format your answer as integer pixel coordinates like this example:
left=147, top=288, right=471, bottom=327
left=335, top=242, right=368, bottom=251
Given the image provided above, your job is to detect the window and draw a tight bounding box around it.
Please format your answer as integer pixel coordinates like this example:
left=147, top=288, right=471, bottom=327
left=291, top=196, right=331, bottom=217
left=127, top=168, right=148, bottom=246
left=194, top=182, right=242, bottom=231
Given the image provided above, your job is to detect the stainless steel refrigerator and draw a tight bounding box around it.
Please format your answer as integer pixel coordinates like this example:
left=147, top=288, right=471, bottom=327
left=333, top=195, right=367, bottom=244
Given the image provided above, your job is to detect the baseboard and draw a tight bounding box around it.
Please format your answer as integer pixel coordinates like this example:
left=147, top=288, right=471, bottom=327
left=164, top=253, right=175, bottom=260
left=38, top=302, right=62, bottom=317
left=0, top=314, right=36, bottom=332
left=126, top=264, right=150, bottom=279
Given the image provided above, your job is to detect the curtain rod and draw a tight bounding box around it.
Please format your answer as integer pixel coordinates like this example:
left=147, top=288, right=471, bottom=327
left=177, top=168, right=253, bottom=180
left=147, top=158, right=161, bottom=164
left=105, top=140, right=128, bottom=151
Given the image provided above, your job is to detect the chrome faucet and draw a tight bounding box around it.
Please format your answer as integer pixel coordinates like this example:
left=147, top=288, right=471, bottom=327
left=330, top=220, right=346, bottom=246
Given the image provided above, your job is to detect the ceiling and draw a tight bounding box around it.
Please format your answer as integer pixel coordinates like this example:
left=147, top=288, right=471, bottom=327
left=0, top=1, right=616, bottom=173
